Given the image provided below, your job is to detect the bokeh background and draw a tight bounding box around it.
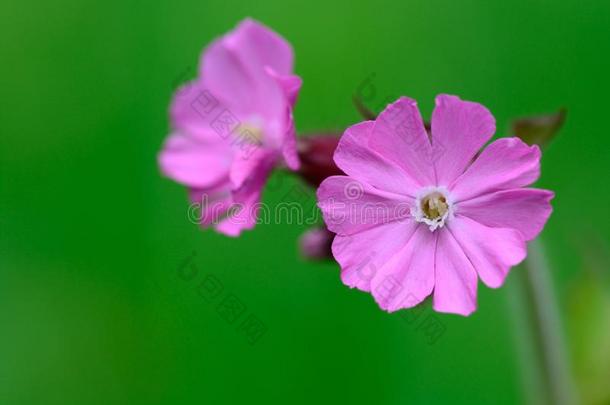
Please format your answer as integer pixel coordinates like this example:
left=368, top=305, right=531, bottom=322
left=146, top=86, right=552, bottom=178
left=1, top=0, right=609, bottom=404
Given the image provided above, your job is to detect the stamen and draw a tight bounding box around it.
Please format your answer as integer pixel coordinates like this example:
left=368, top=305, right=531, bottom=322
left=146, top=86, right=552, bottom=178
left=412, top=187, right=454, bottom=231
left=421, top=192, right=448, bottom=220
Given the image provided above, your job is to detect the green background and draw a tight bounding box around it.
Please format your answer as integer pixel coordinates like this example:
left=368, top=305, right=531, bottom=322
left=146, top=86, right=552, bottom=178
left=1, top=0, right=609, bottom=404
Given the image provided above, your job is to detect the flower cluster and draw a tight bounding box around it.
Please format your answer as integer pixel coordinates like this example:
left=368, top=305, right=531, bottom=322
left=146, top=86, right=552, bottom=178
left=159, top=18, right=554, bottom=316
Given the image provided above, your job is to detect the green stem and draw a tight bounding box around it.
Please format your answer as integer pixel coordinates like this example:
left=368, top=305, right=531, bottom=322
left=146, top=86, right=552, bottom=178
left=508, top=239, right=578, bottom=405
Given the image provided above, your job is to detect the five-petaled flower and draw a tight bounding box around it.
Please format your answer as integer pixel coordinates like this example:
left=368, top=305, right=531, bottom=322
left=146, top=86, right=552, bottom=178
left=159, top=18, right=302, bottom=236
left=317, top=95, right=554, bottom=316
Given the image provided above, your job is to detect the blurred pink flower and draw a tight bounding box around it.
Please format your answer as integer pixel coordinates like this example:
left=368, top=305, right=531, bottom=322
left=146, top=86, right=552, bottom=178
left=317, top=95, right=554, bottom=316
left=299, top=227, right=334, bottom=260
left=159, top=18, right=301, bottom=236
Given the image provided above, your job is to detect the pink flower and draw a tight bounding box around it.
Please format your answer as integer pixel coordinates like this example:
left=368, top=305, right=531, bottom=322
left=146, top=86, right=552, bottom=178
left=159, top=19, right=301, bottom=236
left=317, top=95, right=554, bottom=316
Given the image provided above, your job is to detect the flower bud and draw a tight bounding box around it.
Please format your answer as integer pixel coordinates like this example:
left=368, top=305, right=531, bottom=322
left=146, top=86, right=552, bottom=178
left=299, top=227, right=335, bottom=260
left=296, top=134, right=344, bottom=187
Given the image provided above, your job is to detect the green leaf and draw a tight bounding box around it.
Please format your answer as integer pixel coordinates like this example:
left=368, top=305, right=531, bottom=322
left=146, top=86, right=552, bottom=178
left=511, top=108, right=567, bottom=148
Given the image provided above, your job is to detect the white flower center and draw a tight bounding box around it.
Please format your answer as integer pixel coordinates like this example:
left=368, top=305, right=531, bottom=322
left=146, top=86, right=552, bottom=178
left=412, top=186, right=455, bottom=231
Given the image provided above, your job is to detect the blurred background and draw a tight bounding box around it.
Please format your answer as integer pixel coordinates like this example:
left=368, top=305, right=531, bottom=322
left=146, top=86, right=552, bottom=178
left=1, top=0, right=609, bottom=404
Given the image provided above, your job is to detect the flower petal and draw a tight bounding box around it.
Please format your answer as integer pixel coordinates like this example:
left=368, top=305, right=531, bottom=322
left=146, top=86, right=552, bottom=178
left=188, top=182, right=233, bottom=228
left=266, top=67, right=302, bottom=106
left=200, top=39, right=258, bottom=117
left=200, top=20, right=288, bottom=121
left=457, top=188, right=554, bottom=241
left=431, top=94, right=496, bottom=186
left=447, top=215, right=527, bottom=288
left=317, top=176, right=412, bottom=235
left=170, top=81, right=225, bottom=140
left=369, top=97, right=436, bottom=187
left=280, top=108, right=300, bottom=170
left=225, top=18, right=294, bottom=77
left=450, top=137, right=541, bottom=201
left=265, top=67, right=301, bottom=170
left=229, top=148, right=275, bottom=189
left=334, top=121, right=420, bottom=196
left=433, top=229, right=478, bottom=316
left=216, top=160, right=273, bottom=236
left=158, top=132, right=231, bottom=188
left=370, top=225, right=437, bottom=312
left=333, top=219, right=419, bottom=292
